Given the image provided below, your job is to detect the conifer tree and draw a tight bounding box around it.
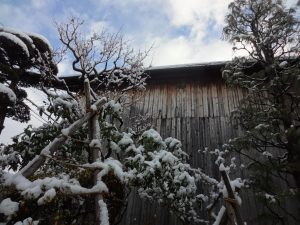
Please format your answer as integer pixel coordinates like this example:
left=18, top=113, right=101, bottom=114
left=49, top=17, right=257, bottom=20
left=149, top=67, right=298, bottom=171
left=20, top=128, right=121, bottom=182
left=223, top=0, right=300, bottom=223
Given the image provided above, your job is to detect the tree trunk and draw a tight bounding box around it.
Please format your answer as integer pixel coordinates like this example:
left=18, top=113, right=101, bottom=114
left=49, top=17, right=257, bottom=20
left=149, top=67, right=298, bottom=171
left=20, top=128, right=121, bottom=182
left=0, top=79, right=19, bottom=135
left=286, top=135, right=300, bottom=187
left=84, top=79, right=104, bottom=225
left=0, top=102, right=8, bottom=135
left=220, top=170, right=244, bottom=225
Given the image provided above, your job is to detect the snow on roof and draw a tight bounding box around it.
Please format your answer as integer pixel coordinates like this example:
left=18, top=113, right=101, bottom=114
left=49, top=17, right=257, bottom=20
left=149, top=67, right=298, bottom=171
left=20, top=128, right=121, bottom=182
left=146, top=61, right=229, bottom=71
left=57, top=61, right=228, bottom=79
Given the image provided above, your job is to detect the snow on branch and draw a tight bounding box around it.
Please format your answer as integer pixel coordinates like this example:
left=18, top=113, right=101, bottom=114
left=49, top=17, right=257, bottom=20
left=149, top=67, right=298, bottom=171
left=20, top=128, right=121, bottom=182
left=98, top=200, right=109, bottom=225
left=56, top=16, right=149, bottom=92
left=19, top=97, right=107, bottom=178
left=0, top=83, right=16, bottom=105
left=2, top=171, right=108, bottom=199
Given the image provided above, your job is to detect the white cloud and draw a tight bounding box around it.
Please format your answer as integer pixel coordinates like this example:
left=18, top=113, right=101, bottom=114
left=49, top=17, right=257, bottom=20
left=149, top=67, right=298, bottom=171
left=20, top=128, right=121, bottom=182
left=88, top=0, right=233, bottom=67
left=0, top=0, right=59, bottom=42
left=1, top=0, right=235, bottom=69
left=161, top=0, right=232, bottom=51
left=58, top=60, right=75, bottom=76
left=114, top=0, right=234, bottom=66
left=150, top=35, right=232, bottom=66
left=150, top=36, right=192, bottom=65
left=166, top=0, right=231, bottom=30
left=30, top=0, right=56, bottom=10
left=89, top=20, right=110, bottom=34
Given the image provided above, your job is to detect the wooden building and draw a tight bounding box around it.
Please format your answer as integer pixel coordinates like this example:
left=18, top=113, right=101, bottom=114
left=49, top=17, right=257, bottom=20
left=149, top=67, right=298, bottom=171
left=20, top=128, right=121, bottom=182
left=118, top=62, right=250, bottom=225
left=61, top=62, right=298, bottom=225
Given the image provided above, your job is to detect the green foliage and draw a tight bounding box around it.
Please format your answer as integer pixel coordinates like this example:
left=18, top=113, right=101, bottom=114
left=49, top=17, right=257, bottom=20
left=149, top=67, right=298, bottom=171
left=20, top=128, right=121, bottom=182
left=1, top=122, right=90, bottom=172
left=6, top=88, right=30, bottom=123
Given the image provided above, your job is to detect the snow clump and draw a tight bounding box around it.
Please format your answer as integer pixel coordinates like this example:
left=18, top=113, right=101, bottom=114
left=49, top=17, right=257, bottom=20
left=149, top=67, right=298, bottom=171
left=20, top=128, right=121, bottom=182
left=0, top=198, right=19, bottom=216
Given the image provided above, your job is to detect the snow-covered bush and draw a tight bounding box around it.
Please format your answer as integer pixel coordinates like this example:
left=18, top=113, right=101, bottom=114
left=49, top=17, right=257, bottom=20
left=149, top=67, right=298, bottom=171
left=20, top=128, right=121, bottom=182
left=0, top=27, right=58, bottom=134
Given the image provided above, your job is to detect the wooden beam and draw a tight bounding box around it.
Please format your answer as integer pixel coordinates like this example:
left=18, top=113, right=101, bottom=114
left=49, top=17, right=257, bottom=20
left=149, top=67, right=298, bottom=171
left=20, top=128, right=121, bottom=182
left=220, top=170, right=244, bottom=225
left=84, top=78, right=104, bottom=225
left=19, top=97, right=106, bottom=178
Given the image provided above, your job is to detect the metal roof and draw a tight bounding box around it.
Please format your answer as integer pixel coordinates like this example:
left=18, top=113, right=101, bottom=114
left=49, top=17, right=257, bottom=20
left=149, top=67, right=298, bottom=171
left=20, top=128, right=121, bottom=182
left=144, top=61, right=226, bottom=83
left=146, top=61, right=228, bottom=71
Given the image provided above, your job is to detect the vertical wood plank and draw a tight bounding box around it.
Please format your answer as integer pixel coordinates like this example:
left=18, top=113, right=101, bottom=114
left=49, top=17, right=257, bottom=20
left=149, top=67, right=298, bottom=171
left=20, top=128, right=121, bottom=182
left=191, top=84, right=195, bottom=118
left=176, top=117, right=181, bottom=141
left=186, top=117, right=191, bottom=154
left=161, top=84, right=168, bottom=118
left=222, top=84, right=230, bottom=117
left=147, top=85, right=155, bottom=118
left=171, top=117, right=176, bottom=138
left=198, top=84, right=204, bottom=118
left=171, top=85, right=177, bottom=118
left=203, top=85, right=208, bottom=117
left=156, top=118, right=162, bottom=133
left=175, top=85, right=179, bottom=118
left=167, top=118, right=172, bottom=138
left=227, top=85, right=234, bottom=115
left=208, top=84, right=214, bottom=118
left=217, top=84, right=225, bottom=117
left=157, top=84, right=163, bottom=118
left=211, top=84, right=219, bottom=117
left=142, top=88, right=150, bottom=116
left=153, top=85, right=160, bottom=118
left=181, top=118, right=187, bottom=154
left=166, top=83, right=172, bottom=119
left=186, top=83, right=192, bottom=118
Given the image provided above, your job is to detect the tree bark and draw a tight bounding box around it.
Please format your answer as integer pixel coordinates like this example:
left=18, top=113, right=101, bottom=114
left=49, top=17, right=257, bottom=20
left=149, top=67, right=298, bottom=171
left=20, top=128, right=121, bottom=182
left=0, top=79, right=19, bottom=135
left=0, top=102, right=8, bottom=135
left=220, top=170, right=244, bottom=225
left=286, top=132, right=300, bottom=187
left=84, top=79, right=104, bottom=225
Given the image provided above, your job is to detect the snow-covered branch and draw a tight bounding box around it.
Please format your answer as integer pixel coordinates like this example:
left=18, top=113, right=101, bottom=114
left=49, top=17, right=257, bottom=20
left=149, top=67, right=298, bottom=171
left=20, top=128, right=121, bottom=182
left=19, top=97, right=106, bottom=178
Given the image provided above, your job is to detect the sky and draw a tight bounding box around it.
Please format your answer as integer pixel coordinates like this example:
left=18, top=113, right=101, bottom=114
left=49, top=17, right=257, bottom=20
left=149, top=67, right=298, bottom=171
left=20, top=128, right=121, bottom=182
left=1, top=0, right=297, bottom=73
left=0, top=0, right=238, bottom=76
left=0, top=0, right=298, bottom=142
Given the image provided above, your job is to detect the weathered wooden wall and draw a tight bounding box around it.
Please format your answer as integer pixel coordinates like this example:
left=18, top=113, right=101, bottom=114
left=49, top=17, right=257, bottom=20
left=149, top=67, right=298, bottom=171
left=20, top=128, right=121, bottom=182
left=117, top=65, right=298, bottom=225
left=60, top=63, right=297, bottom=224
left=118, top=75, right=261, bottom=225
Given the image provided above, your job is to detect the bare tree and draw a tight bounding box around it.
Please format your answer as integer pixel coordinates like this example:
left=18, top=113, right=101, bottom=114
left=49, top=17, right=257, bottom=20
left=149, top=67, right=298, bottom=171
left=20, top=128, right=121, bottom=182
left=56, top=17, right=148, bottom=92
